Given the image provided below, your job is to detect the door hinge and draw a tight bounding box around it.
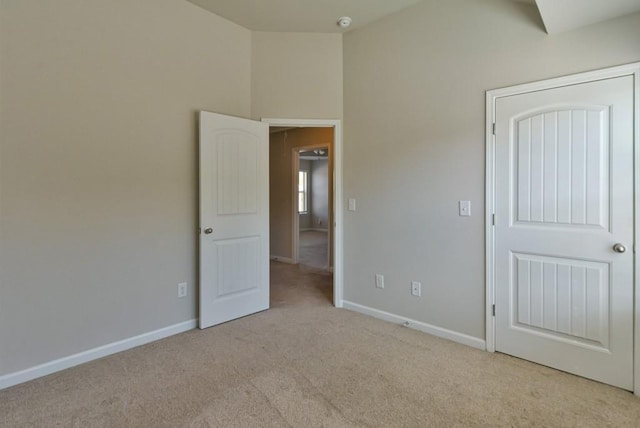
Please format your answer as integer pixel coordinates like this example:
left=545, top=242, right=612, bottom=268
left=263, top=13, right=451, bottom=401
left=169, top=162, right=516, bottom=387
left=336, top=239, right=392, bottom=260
left=492, top=213, right=495, bottom=226
left=492, top=123, right=496, bottom=135
left=492, top=304, right=496, bottom=317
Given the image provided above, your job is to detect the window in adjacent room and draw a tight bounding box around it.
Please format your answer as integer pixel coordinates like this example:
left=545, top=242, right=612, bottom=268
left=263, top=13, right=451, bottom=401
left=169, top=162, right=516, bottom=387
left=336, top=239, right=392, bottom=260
left=298, top=170, right=308, bottom=213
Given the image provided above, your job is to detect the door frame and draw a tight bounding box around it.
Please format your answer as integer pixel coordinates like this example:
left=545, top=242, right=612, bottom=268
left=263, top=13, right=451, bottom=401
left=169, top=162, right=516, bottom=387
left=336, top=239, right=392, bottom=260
left=262, top=118, right=344, bottom=308
left=292, top=143, right=332, bottom=269
left=485, top=62, right=640, bottom=394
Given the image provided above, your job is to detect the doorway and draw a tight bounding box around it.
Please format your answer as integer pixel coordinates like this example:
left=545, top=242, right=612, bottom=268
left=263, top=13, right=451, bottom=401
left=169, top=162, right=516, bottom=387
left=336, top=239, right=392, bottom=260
left=263, top=118, right=343, bottom=308
left=295, top=145, right=331, bottom=271
left=485, top=63, right=640, bottom=393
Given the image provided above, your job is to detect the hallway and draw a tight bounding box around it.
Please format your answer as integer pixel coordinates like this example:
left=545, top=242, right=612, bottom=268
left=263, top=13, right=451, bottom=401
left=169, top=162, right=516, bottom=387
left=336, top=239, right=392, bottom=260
left=270, top=259, right=332, bottom=307
left=297, top=230, right=329, bottom=270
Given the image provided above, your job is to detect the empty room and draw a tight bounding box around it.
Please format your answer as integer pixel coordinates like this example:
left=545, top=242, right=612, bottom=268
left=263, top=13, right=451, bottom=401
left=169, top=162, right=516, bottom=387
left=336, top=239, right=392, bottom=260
left=1, top=0, right=640, bottom=426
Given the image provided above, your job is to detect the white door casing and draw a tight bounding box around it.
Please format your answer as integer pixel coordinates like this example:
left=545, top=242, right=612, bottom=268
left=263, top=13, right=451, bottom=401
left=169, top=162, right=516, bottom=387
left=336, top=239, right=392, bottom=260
left=486, top=63, right=640, bottom=393
left=199, top=111, right=269, bottom=329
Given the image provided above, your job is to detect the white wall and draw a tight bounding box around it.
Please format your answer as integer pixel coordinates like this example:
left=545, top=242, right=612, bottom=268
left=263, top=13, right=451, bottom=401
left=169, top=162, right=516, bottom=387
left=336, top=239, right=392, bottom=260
left=343, top=0, right=640, bottom=339
left=0, top=0, right=251, bottom=375
left=311, top=159, right=329, bottom=230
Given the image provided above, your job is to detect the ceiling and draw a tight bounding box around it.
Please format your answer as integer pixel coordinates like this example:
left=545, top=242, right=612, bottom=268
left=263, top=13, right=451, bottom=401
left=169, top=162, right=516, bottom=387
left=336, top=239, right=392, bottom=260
left=536, top=0, right=640, bottom=34
left=187, top=0, right=423, bottom=33
left=187, top=0, right=640, bottom=35
left=300, top=148, right=329, bottom=160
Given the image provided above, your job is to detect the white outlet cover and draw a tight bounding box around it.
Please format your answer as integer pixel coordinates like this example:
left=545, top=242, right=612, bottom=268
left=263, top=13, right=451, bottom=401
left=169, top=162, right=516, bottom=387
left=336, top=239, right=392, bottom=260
left=178, top=282, right=188, bottom=298
left=459, top=200, right=471, bottom=216
left=411, top=281, right=421, bottom=297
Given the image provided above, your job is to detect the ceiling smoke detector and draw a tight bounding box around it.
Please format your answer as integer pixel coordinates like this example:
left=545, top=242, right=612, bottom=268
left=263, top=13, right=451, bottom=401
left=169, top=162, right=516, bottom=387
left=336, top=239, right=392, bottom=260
left=337, top=16, right=352, bottom=29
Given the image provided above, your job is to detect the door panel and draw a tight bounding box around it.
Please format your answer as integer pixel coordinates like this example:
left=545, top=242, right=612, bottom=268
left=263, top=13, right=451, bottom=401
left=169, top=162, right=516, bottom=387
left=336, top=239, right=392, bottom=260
left=495, top=76, right=633, bottom=390
left=513, top=108, right=609, bottom=228
left=512, top=252, right=610, bottom=348
left=215, top=237, right=260, bottom=296
left=199, top=112, right=269, bottom=329
left=216, top=135, right=259, bottom=215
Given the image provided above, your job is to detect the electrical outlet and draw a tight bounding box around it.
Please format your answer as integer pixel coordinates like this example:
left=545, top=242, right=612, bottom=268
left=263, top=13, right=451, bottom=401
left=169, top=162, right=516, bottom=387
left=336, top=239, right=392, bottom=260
left=459, top=200, right=471, bottom=216
left=178, top=282, right=187, bottom=298
left=411, top=281, right=421, bottom=297
left=375, top=274, right=384, bottom=289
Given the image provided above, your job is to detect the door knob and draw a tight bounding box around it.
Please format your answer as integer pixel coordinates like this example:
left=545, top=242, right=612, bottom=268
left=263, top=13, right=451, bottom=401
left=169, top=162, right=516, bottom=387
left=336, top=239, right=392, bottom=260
left=613, top=243, right=626, bottom=253
left=204, top=227, right=213, bottom=235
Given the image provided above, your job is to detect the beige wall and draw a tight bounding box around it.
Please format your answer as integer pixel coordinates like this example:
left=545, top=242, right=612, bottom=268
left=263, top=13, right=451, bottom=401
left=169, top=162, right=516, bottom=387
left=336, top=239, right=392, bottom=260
left=269, top=128, right=334, bottom=260
left=6, top=0, right=637, bottom=382
left=251, top=32, right=343, bottom=120
left=343, top=0, right=640, bottom=339
left=0, top=0, right=251, bottom=375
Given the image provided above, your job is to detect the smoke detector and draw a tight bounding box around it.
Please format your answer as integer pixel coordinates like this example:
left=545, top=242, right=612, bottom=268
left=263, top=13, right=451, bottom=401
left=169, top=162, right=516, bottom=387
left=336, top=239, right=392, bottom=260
left=337, top=16, right=352, bottom=29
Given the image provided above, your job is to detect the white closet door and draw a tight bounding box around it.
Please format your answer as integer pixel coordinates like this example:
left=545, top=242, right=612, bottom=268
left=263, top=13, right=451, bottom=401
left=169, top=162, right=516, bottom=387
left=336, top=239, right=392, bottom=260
left=494, top=76, right=634, bottom=390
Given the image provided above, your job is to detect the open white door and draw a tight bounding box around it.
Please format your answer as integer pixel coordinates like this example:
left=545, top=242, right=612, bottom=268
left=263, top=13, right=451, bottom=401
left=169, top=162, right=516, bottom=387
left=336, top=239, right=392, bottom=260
left=199, top=111, right=269, bottom=329
left=494, top=76, right=634, bottom=389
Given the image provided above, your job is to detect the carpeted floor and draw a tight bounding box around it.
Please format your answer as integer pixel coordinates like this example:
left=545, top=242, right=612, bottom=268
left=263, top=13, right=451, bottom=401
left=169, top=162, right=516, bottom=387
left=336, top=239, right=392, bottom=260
left=1, top=261, right=639, bottom=427
left=298, top=230, right=328, bottom=270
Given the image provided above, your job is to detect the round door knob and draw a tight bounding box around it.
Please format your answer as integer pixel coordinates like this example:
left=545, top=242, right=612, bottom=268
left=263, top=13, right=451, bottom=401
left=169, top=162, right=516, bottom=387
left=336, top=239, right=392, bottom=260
left=204, top=227, right=213, bottom=235
left=613, top=243, right=626, bottom=253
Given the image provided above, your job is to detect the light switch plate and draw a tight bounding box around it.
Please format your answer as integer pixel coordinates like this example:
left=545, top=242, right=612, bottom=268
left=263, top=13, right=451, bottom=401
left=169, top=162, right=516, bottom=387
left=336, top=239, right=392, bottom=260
left=459, top=200, right=471, bottom=216
left=348, top=198, right=356, bottom=211
left=375, top=274, right=384, bottom=289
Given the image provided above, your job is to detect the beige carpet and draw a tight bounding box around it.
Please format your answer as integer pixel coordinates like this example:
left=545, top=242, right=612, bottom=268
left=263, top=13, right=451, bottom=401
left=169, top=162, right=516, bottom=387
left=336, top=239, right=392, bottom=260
left=1, top=261, right=639, bottom=427
left=298, top=230, right=328, bottom=270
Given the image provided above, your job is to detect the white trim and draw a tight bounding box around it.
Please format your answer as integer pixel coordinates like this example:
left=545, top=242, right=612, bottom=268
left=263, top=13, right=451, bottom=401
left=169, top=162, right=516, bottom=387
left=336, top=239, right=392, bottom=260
left=293, top=149, right=300, bottom=263
left=262, top=118, right=344, bottom=308
left=485, top=62, right=640, bottom=395
left=485, top=80, right=496, bottom=354
left=0, top=319, right=196, bottom=390
left=633, top=64, right=640, bottom=398
left=270, top=255, right=296, bottom=264
left=343, top=301, right=486, bottom=350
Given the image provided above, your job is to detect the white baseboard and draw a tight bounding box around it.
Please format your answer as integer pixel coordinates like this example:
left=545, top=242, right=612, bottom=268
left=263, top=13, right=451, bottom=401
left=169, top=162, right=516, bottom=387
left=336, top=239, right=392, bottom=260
left=342, top=301, right=486, bottom=350
left=0, top=319, right=197, bottom=390
left=270, top=255, right=296, bottom=264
